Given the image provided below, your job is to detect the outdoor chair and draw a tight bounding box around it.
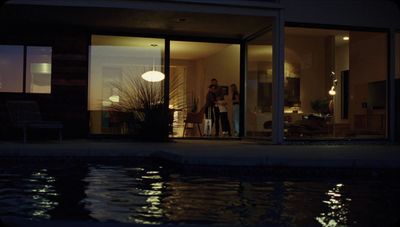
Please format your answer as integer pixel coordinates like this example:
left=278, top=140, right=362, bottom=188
left=6, top=101, right=63, bottom=143
left=183, top=108, right=204, bottom=137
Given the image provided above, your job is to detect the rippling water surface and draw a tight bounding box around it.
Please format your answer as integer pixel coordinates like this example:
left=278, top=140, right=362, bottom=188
left=0, top=162, right=399, bottom=226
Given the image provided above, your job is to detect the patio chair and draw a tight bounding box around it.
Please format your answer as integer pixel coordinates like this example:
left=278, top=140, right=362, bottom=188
left=6, top=101, right=63, bottom=143
left=183, top=108, right=204, bottom=137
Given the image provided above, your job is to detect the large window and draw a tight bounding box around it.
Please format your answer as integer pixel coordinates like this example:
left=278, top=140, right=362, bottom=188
left=169, top=41, right=240, bottom=138
left=0, top=45, right=52, bottom=93
left=0, top=45, right=24, bottom=92
left=246, top=31, right=273, bottom=138
left=88, top=35, right=165, bottom=135
left=25, top=46, right=52, bottom=94
left=284, top=28, right=387, bottom=139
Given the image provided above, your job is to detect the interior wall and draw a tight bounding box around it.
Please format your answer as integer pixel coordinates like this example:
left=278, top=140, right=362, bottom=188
left=196, top=45, right=240, bottom=126
left=285, top=35, right=327, bottom=114
left=170, top=59, right=196, bottom=106
left=349, top=31, right=387, bottom=114
left=335, top=43, right=349, bottom=123
left=335, top=45, right=349, bottom=75
left=349, top=31, right=387, bottom=130
left=247, top=60, right=273, bottom=112
left=170, top=44, right=240, bottom=136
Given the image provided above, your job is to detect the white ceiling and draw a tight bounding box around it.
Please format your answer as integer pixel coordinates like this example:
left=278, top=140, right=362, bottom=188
left=92, top=35, right=239, bottom=60
left=170, top=41, right=232, bottom=60
left=92, top=35, right=274, bottom=61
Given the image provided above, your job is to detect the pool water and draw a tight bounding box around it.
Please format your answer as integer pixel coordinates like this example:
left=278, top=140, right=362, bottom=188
left=0, top=161, right=399, bottom=226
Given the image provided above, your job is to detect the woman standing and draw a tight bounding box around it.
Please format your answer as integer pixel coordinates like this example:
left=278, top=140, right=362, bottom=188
left=230, top=83, right=240, bottom=136
left=216, top=96, right=230, bottom=136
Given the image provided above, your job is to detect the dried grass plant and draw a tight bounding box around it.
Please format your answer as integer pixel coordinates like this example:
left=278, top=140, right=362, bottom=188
left=109, top=70, right=168, bottom=141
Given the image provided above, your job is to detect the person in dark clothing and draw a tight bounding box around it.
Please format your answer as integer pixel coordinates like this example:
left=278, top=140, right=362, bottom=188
left=216, top=95, right=231, bottom=136
left=210, top=78, right=223, bottom=136
left=204, top=85, right=217, bottom=127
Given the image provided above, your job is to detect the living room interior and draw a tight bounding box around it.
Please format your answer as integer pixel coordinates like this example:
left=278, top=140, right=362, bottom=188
left=283, top=27, right=388, bottom=138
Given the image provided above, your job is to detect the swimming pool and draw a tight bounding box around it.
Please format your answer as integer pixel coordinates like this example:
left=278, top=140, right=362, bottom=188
left=0, top=159, right=399, bottom=226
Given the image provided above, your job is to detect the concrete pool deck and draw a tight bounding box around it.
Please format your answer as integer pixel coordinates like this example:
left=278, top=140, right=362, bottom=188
left=1, top=139, right=399, bottom=168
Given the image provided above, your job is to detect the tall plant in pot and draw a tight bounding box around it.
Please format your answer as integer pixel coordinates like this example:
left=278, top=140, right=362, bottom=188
left=109, top=71, right=169, bottom=142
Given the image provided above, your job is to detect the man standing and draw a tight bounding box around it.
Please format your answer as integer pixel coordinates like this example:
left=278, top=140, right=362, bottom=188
left=210, top=79, right=221, bottom=136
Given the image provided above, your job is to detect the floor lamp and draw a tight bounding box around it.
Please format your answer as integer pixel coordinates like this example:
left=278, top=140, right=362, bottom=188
left=329, top=71, right=337, bottom=137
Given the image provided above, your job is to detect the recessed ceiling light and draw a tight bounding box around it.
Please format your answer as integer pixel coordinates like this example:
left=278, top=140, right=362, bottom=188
left=343, top=36, right=350, bottom=41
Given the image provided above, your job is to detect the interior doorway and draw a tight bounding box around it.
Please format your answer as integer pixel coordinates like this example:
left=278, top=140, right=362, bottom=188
left=169, top=41, right=240, bottom=138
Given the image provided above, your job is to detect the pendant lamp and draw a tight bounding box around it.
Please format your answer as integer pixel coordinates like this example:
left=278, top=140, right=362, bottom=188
left=141, top=44, right=165, bottom=82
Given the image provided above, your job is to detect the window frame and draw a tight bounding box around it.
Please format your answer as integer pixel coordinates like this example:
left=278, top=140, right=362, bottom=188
left=0, top=44, right=53, bottom=94
left=283, top=23, right=391, bottom=140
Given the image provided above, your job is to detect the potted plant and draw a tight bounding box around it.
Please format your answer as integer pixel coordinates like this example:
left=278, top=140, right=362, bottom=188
left=109, top=73, right=169, bottom=142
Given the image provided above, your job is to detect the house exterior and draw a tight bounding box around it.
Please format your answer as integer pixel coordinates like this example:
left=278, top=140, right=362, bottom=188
left=0, top=0, right=399, bottom=143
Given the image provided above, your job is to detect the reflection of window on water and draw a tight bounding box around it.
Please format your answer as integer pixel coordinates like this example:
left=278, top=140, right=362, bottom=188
left=83, top=166, right=164, bottom=225
left=315, top=183, right=351, bottom=227
left=29, top=169, right=59, bottom=219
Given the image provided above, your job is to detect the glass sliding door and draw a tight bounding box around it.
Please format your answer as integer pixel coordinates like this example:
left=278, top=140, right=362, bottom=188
left=88, top=35, right=165, bottom=136
left=246, top=31, right=273, bottom=138
left=169, top=41, right=240, bottom=138
left=284, top=27, right=387, bottom=139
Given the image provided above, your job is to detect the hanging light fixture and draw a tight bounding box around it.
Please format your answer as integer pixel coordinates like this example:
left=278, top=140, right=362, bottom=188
left=328, top=72, right=337, bottom=96
left=141, top=44, right=165, bottom=82
left=109, top=88, right=120, bottom=103
left=328, top=71, right=338, bottom=137
left=329, top=86, right=336, bottom=96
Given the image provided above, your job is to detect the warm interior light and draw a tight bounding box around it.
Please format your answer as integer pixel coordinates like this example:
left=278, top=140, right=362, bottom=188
left=343, top=36, right=350, bottom=41
left=102, top=100, right=112, bottom=107
left=31, top=63, right=51, bottom=74
left=141, top=70, right=165, bottom=82
left=329, top=86, right=336, bottom=96
left=141, top=43, right=165, bottom=82
left=109, top=95, right=120, bottom=102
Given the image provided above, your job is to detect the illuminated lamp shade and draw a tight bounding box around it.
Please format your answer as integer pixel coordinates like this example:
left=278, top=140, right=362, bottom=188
left=109, top=95, right=120, bottom=103
left=31, top=63, right=51, bottom=74
left=328, top=86, right=336, bottom=96
left=141, top=70, right=165, bottom=82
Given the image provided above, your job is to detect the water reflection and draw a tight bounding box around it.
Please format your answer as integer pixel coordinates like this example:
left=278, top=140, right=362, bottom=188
left=83, top=165, right=164, bottom=224
left=1, top=163, right=400, bottom=226
left=316, top=183, right=351, bottom=227
left=29, top=169, right=59, bottom=218
left=0, top=168, right=58, bottom=219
